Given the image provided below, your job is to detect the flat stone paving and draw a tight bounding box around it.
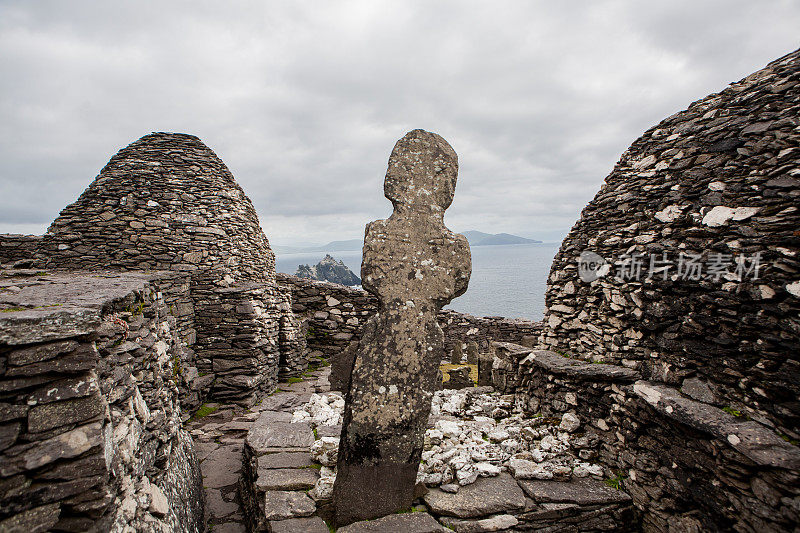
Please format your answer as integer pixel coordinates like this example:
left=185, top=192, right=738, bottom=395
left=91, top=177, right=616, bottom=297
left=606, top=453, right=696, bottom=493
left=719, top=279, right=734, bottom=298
left=184, top=365, right=330, bottom=532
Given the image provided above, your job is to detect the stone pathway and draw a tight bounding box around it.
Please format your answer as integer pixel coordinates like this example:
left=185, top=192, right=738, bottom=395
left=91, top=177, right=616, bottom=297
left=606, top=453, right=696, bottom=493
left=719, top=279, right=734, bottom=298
left=185, top=366, right=331, bottom=532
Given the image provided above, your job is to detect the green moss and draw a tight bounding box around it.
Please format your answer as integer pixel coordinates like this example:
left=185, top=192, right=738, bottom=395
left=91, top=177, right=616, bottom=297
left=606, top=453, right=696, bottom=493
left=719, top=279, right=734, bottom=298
left=0, top=307, right=25, bottom=313
left=778, top=433, right=800, bottom=446
left=287, top=377, right=303, bottom=384
left=723, top=406, right=743, bottom=418
left=190, top=403, right=219, bottom=422
left=313, top=428, right=319, bottom=439
left=604, top=471, right=626, bottom=490
left=125, top=300, right=145, bottom=316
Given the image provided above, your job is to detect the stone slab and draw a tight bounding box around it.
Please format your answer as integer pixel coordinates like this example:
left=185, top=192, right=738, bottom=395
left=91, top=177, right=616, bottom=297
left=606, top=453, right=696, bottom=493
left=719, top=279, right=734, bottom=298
left=258, top=451, right=314, bottom=470
left=518, top=478, right=632, bottom=505
left=269, top=516, right=329, bottom=533
left=246, top=421, right=314, bottom=455
left=338, top=512, right=449, bottom=533
left=439, top=514, right=519, bottom=533
left=633, top=380, right=800, bottom=470
left=423, top=473, right=526, bottom=518
left=0, top=271, right=166, bottom=345
left=262, top=491, right=316, bottom=520
left=524, top=350, right=640, bottom=382
left=255, top=467, right=319, bottom=491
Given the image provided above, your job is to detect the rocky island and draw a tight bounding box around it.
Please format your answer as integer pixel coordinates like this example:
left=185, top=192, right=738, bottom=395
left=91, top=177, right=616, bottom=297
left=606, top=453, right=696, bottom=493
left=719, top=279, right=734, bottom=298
left=295, top=254, right=361, bottom=286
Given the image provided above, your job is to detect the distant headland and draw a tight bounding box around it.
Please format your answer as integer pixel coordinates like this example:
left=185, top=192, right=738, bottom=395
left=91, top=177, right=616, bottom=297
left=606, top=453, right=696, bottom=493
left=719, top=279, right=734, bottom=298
left=274, top=230, right=541, bottom=254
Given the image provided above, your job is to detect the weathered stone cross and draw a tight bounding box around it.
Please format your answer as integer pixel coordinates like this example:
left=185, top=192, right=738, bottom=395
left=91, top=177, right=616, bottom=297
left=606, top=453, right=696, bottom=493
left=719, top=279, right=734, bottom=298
left=333, top=129, right=471, bottom=525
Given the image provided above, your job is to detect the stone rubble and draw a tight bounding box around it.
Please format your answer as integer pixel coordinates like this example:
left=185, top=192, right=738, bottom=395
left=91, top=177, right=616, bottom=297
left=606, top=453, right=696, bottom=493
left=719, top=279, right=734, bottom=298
left=298, top=388, right=606, bottom=497
left=243, top=368, right=635, bottom=532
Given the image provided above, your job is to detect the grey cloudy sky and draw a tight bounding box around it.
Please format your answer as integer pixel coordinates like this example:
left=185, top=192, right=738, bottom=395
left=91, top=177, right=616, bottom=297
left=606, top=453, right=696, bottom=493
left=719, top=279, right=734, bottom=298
left=1, top=1, right=798, bottom=245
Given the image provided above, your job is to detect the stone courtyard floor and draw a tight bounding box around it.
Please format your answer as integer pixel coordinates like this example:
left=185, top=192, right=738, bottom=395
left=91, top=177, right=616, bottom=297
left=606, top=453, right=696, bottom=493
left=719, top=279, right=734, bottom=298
left=185, top=366, right=330, bottom=532
left=186, top=363, right=634, bottom=532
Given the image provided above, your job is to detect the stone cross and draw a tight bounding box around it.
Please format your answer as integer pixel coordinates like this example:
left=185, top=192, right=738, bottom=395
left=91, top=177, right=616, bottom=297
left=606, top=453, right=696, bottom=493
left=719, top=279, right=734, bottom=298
left=333, top=130, right=471, bottom=526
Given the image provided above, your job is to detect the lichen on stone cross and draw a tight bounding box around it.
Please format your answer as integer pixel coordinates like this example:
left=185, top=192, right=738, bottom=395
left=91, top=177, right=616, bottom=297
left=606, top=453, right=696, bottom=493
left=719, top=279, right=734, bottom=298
left=333, top=129, right=471, bottom=526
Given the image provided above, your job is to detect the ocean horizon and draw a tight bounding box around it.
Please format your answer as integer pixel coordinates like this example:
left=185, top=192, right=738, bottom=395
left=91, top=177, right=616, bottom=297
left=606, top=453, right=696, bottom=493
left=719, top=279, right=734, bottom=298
left=275, top=242, right=560, bottom=321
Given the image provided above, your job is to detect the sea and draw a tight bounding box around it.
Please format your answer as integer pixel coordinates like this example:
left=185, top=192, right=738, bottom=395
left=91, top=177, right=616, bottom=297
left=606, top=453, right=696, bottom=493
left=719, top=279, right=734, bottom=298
left=275, top=243, right=560, bottom=321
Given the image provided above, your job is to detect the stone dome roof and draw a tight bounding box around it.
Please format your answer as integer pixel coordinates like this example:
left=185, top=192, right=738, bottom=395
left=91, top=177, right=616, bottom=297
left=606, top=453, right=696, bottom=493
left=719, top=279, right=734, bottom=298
left=41, top=132, right=275, bottom=282
left=540, top=48, right=800, bottom=432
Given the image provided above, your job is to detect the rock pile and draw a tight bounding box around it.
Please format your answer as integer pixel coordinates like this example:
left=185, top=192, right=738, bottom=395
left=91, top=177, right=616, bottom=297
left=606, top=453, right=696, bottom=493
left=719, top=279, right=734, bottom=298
left=297, top=389, right=605, bottom=494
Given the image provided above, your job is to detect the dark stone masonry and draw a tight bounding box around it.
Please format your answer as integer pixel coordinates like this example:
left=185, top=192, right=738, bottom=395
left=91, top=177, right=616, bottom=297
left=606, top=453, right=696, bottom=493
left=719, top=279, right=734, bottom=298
left=0, top=271, right=203, bottom=532
left=1, top=48, right=799, bottom=532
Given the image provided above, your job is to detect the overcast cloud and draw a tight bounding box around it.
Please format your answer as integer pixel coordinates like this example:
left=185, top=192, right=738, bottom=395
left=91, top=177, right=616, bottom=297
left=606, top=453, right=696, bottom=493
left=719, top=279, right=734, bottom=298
left=1, top=1, right=798, bottom=245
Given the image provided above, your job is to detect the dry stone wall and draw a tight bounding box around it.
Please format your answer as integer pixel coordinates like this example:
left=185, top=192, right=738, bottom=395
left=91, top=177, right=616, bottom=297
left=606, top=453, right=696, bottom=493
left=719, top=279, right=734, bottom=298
left=277, top=273, right=542, bottom=361
left=0, top=235, right=42, bottom=267
left=540, top=49, right=800, bottom=442
left=494, top=343, right=800, bottom=532
left=191, top=280, right=307, bottom=406
left=1, top=132, right=308, bottom=407
left=0, top=271, right=203, bottom=532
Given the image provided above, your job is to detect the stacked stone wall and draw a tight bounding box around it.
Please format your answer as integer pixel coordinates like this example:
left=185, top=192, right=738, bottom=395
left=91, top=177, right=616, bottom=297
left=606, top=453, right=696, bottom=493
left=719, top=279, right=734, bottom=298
left=36, top=133, right=275, bottom=282
left=0, top=235, right=42, bottom=266
left=276, top=273, right=542, bottom=361
left=0, top=132, right=306, bottom=407
left=0, top=271, right=203, bottom=532
left=496, top=344, right=800, bottom=532
left=539, top=49, right=800, bottom=442
left=191, top=279, right=307, bottom=406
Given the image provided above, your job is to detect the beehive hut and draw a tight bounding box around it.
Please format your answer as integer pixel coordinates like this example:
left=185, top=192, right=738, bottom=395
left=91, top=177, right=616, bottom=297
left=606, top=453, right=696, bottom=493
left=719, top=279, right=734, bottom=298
left=533, top=49, right=800, bottom=530
left=39, top=132, right=275, bottom=279
left=35, top=132, right=306, bottom=405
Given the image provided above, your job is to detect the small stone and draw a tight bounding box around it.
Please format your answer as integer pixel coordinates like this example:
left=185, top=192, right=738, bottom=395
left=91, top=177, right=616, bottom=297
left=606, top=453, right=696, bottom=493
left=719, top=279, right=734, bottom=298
left=310, top=475, right=336, bottom=501
left=310, top=436, right=339, bottom=466
left=475, top=462, right=501, bottom=477
left=147, top=483, right=169, bottom=518
left=559, top=413, right=580, bottom=433
left=573, top=463, right=603, bottom=478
